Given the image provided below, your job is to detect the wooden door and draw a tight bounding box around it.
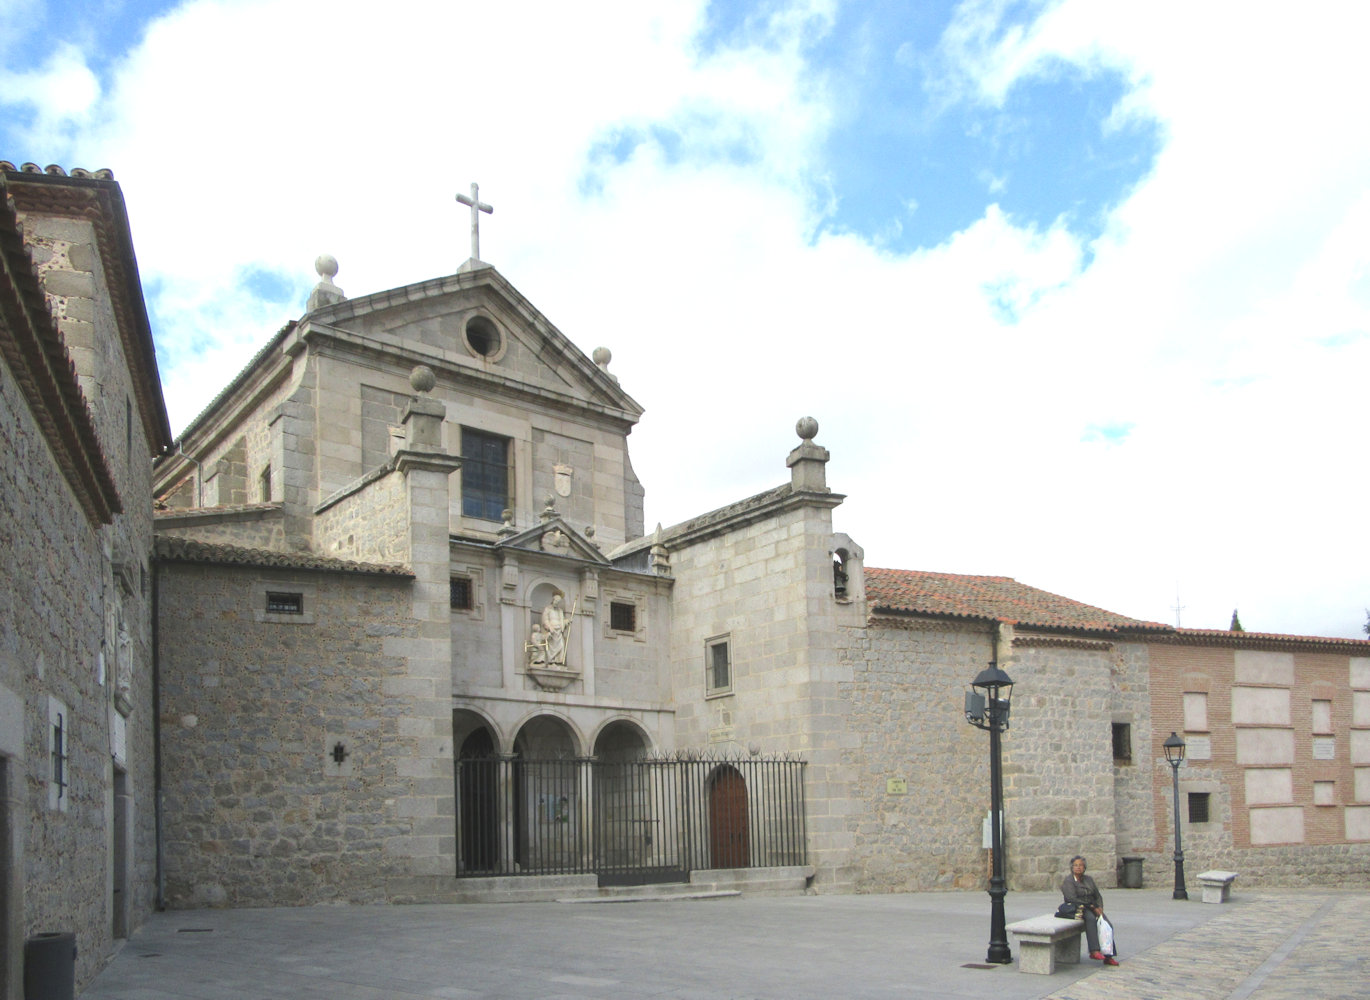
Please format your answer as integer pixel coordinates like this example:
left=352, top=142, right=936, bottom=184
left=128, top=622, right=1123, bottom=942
left=709, top=766, right=749, bottom=868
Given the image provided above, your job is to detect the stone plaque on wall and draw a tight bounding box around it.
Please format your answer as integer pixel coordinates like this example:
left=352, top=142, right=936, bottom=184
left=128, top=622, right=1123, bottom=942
left=1186, top=736, right=1211, bottom=760
left=1313, top=737, right=1336, bottom=761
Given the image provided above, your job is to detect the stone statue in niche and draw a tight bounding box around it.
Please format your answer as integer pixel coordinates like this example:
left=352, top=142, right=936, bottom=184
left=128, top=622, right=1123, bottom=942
left=526, top=623, right=548, bottom=665
left=535, top=593, right=573, bottom=667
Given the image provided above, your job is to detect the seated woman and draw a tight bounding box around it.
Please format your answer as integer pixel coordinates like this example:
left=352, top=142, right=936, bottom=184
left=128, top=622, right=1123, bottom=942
left=1061, top=855, right=1118, bottom=965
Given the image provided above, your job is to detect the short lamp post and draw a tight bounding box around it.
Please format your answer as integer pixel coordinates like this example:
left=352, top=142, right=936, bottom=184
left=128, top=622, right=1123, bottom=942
left=965, top=661, right=1014, bottom=965
left=1163, top=731, right=1188, bottom=900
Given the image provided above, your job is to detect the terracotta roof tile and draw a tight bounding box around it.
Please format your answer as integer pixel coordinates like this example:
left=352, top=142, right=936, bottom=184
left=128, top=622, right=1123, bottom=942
left=865, top=567, right=1168, bottom=634
left=154, top=535, right=412, bottom=577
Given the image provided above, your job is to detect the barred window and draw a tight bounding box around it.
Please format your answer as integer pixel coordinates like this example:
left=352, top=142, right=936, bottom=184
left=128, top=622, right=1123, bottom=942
left=609, top=601, right=636, bottom=632
left=1188, top=792, right=1210, bottom=824
left=1112, top=722, right=1132, bottom=762
left=266, top=592, right=303, bottom=615
left=450, top=576, right=473, bottom=611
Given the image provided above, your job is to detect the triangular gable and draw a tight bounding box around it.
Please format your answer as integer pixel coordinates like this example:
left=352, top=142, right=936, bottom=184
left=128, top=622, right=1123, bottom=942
left=303, top=264, right=642, bottom=423
left=495, top=516, right=612, bottom=566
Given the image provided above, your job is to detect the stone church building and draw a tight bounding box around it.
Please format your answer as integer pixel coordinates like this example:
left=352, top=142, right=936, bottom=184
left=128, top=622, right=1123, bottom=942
left=4, top=162, right=1369, bottom=993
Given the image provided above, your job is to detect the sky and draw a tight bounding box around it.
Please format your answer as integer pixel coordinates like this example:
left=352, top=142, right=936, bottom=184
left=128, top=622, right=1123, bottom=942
left=3, top=0, right=1368, bottom=640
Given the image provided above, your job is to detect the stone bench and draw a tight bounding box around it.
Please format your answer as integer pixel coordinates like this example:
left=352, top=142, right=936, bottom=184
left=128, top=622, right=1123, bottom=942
left=1005, top=915, right=1084, bottom=974
left=1196, top=869, right=1238, bottom=903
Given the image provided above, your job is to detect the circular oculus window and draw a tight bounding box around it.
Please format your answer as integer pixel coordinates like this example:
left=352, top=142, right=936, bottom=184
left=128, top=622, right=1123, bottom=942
left=464, top=314, right=504, bottom=360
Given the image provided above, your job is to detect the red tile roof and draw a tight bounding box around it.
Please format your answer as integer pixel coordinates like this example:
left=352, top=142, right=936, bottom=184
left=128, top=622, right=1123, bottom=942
left=865, top=567, right=1169, bottom=634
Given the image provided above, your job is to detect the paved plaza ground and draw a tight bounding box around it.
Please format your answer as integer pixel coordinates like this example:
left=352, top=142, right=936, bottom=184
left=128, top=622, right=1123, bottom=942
left=80, top=887, right=1367, bottom=999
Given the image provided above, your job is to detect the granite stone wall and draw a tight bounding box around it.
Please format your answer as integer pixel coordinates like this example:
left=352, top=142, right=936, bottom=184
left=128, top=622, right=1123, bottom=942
left=836, top=618, right=999, bottom=892
left=4, top=210, right=159, bottom=992
left=156, top=561, right=430, bottom=906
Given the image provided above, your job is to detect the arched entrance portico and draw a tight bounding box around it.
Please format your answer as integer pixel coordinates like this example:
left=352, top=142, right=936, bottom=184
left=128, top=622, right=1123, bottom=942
left=453, top=710, right=499, bottom=874
left=512, top=715, right=579, bottom=872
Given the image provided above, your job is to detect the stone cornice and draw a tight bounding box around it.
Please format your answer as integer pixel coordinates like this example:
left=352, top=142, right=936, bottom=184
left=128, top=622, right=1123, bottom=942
left=302, top=321, right=642, bottom=431
left=1, top=164, right=173, bottom=452
left=0, top=177, right=120, bottom=523
left=611, top=484, right=845, bottom=558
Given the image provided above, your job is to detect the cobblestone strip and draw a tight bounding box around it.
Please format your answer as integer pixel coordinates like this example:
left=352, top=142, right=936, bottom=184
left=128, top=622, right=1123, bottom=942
left=1227, top=895, right=1370, bottom=1000
left=1043, top=895, right=1327, bottom=1000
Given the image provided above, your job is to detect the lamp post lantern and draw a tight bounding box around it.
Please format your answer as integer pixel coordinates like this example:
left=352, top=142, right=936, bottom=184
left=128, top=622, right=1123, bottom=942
left=1163, top=731, right=1188, bottom=900
left=965, top=661, right=1015, bottom=964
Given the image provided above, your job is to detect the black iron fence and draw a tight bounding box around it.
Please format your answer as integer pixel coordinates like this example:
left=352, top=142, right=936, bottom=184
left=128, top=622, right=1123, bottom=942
left=455, top=754, right=807, bottom=884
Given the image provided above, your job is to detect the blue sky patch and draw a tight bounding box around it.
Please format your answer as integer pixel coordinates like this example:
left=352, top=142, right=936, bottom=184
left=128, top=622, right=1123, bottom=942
left=696, top=1, right=1161, bottom=254
left=1082, top=421, right=1134, bottom=445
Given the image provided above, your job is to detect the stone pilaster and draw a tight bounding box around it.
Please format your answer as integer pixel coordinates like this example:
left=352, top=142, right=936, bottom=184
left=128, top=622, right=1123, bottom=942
left=386, top=366, right=462, bottom=887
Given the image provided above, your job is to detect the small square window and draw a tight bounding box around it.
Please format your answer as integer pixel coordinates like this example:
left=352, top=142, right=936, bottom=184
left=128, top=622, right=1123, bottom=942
left=266, top=592, right=303, bottom=615
left=1111, top=722, right=1132, bottom=762
left=706, top=637, right=731, bottom=695
left=610, top=601, right=636, bottom=632
left=260, top=465, right=272, bottom=502
left=1188, top=791, right=1210, bottom=824
left=450, top=577, right=473, bottom=611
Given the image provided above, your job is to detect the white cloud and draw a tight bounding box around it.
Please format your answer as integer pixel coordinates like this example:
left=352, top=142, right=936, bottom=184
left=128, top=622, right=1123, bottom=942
left=24, top=0, right=1370, bottom=638
left=0, top=42, right=102, bottom=147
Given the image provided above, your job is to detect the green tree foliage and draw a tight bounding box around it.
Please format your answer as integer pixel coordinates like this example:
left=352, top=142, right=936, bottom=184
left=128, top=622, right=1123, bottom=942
left=1230, top=609, right=1244, bottom=632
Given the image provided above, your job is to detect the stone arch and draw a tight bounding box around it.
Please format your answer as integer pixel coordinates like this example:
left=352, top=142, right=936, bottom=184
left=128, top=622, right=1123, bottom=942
left=512, top=712, right=581, bottom=758
left=453, top=707, right=501, bottom=873
left=511, top=713, right=581, bottom=871
left=453, top=706, right=501, bottom=753
left=830, top=533, right=865, bottom=604
left=592, top=718, right=653, bottom=761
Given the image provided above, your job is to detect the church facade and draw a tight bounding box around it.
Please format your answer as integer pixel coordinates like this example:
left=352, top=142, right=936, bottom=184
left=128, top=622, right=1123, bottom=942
left=4, top=162, right=1369, bottom=992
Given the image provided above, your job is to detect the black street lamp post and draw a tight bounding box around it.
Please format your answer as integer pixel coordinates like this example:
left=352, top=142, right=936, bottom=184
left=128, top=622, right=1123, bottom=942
left=1163, top=731, right=1188, bottom=900
left=965, top=662, right=1015, bottom=965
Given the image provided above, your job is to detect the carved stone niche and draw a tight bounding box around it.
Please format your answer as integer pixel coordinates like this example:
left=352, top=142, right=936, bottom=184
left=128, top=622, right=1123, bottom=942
left=526, top=665, right=581, bottom=691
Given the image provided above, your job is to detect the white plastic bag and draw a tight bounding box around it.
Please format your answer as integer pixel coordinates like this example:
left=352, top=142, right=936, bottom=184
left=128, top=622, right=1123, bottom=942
left=1097, top=913, right=1116, bottom=957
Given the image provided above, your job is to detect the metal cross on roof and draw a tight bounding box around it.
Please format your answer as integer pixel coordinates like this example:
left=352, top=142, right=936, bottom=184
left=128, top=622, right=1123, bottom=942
left=455, top=182, right=494, bottom=263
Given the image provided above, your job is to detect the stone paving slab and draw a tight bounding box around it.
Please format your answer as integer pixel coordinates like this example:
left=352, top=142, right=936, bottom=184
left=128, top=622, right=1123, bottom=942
left=1044, top=890, right=1369, bottom=1000
left=79, top=888, right=1366, bottom=999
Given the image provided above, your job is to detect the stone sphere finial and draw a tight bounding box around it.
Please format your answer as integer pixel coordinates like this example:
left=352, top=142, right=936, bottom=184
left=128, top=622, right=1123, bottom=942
left=315, top=254, right=339, bottom=281
left=410, top=365, right=436, bottom=394
left=796, top=416, right=819, bottom=441
left=592, top=346, right=612, bottom=368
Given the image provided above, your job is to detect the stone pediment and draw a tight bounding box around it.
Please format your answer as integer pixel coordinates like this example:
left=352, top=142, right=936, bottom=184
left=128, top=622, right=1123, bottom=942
left=495, top=517, right=610, bottom=565
left=301, top=264, right=642, bottom=425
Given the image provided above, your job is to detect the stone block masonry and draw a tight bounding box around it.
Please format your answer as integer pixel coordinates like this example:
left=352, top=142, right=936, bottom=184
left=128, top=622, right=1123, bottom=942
left=157, top=561, right=431, bottom=906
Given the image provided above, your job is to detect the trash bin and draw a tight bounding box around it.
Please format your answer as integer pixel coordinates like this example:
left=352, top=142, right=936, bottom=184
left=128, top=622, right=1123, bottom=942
left=1120, top=855, right=1144, bottom=888
left=24, top=931, right=75, bottom=1000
